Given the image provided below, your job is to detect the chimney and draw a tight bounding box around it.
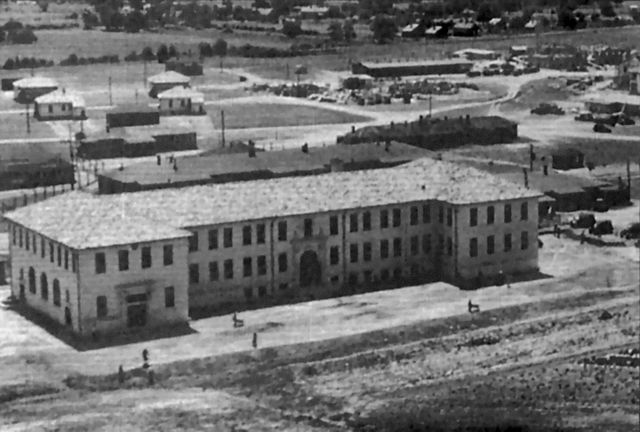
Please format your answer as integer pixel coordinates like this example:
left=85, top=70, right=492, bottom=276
left=523, top=168, right=529, bottom=188
left=301, top=143, right=309, bottom=153
left=248, top=140, right=256, bottom=158
left=156, top=154, right=161, bottom=166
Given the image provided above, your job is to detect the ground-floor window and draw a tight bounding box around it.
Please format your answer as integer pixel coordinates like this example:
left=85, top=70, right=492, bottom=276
left=380, top=269, right=390, bottom=281
left=165, top=286, right=175, bottom=308
left=96, top=296, right=107, bottom=318
left=258, top=286, right=266, bottom=297
left=279, top=283, right=288, bottom=290
left=348, top=273, right=358, bottom=286
left=244, top=287, right=253, bottom=300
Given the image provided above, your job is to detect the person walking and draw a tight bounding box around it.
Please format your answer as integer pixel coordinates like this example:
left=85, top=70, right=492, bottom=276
left=252, top=332, right=258, bottom=349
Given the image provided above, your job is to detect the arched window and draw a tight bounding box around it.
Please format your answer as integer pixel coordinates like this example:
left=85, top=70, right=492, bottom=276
left=53, top=279, right=61, bottom=307
left=28, top=268, right=36, bottom=294
left=40, top=273, right=48, bottom=301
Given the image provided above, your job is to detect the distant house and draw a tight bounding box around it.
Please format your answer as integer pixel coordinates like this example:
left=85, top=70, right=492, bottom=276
left=551, top=148, right=584, bottom=171
left=294, top=5, right=329, bottom=19
left=106, top=104, right=160, bottom=130
left=147, top=71, right=190, bottom=98
left=165, top=58, right=204, bottom=77
left=157, top=87, right=205, bottom=116
left=12, top=77, right=58, bottom=104
left=510, top=45, right=529, bottom=57
left=453, top=48, right=500, bottom=61
left=34, top=90, right=86, bottom=121
left=401, top=23, right=425, bottom=38
left=425, top=25, right=448, bottom=39
left=452, top=22, right=480, bottom=37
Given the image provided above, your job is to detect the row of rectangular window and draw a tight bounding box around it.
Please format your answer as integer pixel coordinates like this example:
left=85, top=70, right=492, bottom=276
left=12, top=226, right=78, bottom=273
left=469, top=232, right=529, bottom=257
left=188, top=253, right=287, bottom=284
left=189, top=223, right=279, bottom=252
left=469, top=203, right=528, bottom=227
left=96, top=245, right=174, bottom=274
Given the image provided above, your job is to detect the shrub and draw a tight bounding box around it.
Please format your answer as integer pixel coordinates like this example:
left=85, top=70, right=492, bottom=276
left=7, top=28, right=37, bottom=44
left=124, top=50, right=140, bottom=61
left=282, top=20, right=302, bottom=38
left=2, top=58, right=14, bottom=70
left=2, top=20, right=24, bottom=32
left=141, top=46, right=156, bottom=61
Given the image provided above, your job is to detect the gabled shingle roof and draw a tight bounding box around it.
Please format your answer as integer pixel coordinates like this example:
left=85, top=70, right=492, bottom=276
left=13, top=77, right=58, bottom=89
left=6, top=158, right=541, bottom=249
left=35, top=89, right=85, bottom=107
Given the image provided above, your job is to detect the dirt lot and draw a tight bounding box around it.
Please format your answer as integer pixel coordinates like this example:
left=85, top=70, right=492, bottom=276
left=0, top=210, right=638, bottom=430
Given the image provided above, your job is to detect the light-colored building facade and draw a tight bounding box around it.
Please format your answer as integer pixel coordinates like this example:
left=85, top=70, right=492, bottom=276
left=6, top=159, right=541, bottom=335
left=34, top=90, right=86, bottom=121
left=157, top=87, right=205, bottom=116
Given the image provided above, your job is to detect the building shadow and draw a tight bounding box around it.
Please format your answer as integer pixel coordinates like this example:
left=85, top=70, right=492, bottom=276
left=457, top=269, right=553, bottom=291
left=2, top=296, right=196, bottom=352
left=562, top=229, right=627, bottom=247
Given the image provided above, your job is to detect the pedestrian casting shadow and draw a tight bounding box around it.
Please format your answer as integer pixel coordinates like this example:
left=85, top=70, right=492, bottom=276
left=2, top=296, right=197, bottom=352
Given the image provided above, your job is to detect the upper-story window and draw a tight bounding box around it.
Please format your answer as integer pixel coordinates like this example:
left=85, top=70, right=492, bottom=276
left=470, top=208, right=478, bottom=227
left=118, top=250, right=129, bottom=271
left=422, top=204, right=430, bottom=223
left=392, top=208, right=401, bottom=227
left=363, top=211, right=371, bottom=231
left=349, top=213, right=358, bottom=232
left=438, top=206, right=444, bottom=223
left=380, top=210, right=389, bottom=229
left=257, top=223, right=266, bottom=244
left=163, top=244, right=173, bottom=266
left=278, top=221, right=287, bottom=241
left=446, top=208, right=452, bottom=227
left=243, top=225, right=252, bottom=245
left=224, top=227, right=233, bottom=247
left=330, top=216, right=339, bottom=235
left=208, top=229, right=218, bottom=250
left=304, top=218, right=313, bottom=237
left=95, top=252, right=106, bottom=274
left=410, top=206, right=419, bottom=225
left=188, top=231, right=199, bottom=252
left=141, top=246, right=152, bottom=269
left=504, top=204, right=512, bottom=223
left=487, top=206, right=495, bottom=225
left=521, top=202, right=529, bottom=221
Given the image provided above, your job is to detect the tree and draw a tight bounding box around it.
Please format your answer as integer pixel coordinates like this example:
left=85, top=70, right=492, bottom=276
left=82, top=9, right=100, bottom=29
left=599, top=0, right=616, bottom=17
left=37, top=0, right=49, bottom=12
left=199, top=42, right=213, bottom=57
left=157, top=44, right=169, bottom=62
left=168, top=44, right=178, bottom=58
left=370, top=14, right=396, bottom=44
left=343, top=19, right=355, bottom=43
left=3, top=58, right=14, bottom=70
left=141, top=46, right=156, bottom=60
left=558, top=8, right=577, bottom=29
left=212, top=38, right=227, bottom=57
left=282, top=20, right=302, bottom=38
left=328, top=21, right=344, bottom=42
left=124, top=10, right=146, bottom=33
left=7, top=28, right=37, bottom=44
left=477, top=2, right=494, bottom=22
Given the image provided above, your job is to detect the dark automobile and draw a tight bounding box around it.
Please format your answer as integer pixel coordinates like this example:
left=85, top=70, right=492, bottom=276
left=574, top=112, right=594, bottom=122
left=593, top=198, right=609, bottom=212
left=616, top=115, right=636, bottom=126
left=531, top=103, right=565, bottom=115
left=589, top=220, right=613, bottom=236
left=620, top=222, right=640, bottom=239
left=570, top=213, right=596, bottom=229
left=466, top=70, right=481, bottom=77
left=593, top=123, right=612, bottom=133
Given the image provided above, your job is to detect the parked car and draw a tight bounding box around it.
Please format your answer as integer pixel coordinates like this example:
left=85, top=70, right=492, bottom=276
left=575, top=112, right=594, bottom=122
left=593, top=123, right=612, bottom=133
left=589, top=220, right=613, bottom=236
left=570, top=213, right=596, bottom=229
left=593, top=114, right=616, bottom=126
left=593, top=198, right=609, bottom=212
left=620, top=222, right=640, bottom=239
left=531, top=103, right=565, bottom=115
left=616, top=115, right=636, bottom=126
left=466, top=70, right=481, bottom=77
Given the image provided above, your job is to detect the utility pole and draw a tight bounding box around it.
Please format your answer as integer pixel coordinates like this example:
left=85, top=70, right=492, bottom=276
left=429, top=95, right=433, bottom=117
left=627, top=159, right=631, bottom=191
left=220, top=110, right=225, bottom=148
left=25, top=103, right=30, bottom=134
left=108, top=76, right=113, bottom=106
left=143, top=60, right=148, bottom=89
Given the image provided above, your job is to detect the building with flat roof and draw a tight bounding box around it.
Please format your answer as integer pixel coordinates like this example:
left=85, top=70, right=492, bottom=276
left=96, top=142, right=434, bottom=194
left=34, top=89, right=86, bottom=121
left=351, top=59, right=473, bottom=78
left=6, top=158, right=541, bottom=336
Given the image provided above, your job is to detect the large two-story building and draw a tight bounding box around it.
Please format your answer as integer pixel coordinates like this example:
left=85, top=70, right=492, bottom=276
left=5, top=158, right=541, bottom=336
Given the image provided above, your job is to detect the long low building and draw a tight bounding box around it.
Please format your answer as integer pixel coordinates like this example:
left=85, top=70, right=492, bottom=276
left=97, top=142, right=434, bottom=194
left=351, top=59, right=474, bottom=78
left=6, top=158, right=541, bottom=336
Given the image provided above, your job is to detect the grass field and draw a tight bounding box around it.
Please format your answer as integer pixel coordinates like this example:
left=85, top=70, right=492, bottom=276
left=207, top=101, right=371, bottom=129
left=0, top=1, right=82, bottom=27
left=0, top=112, right=56, bottom=140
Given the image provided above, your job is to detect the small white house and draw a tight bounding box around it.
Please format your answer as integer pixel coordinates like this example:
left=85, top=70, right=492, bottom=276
left=157, top=87, right=205, bottom=116
left=147, top=71, right=190, bottom=98
left=34, top=89, right=86, bottom=121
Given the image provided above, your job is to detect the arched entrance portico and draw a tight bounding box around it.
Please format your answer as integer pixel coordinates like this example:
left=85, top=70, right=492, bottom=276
left=299, top=250, right=321, bottom=287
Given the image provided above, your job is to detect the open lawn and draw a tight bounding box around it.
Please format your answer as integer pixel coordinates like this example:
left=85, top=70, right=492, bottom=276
left=207, top=101, right=371, bottom=129
left=0, top=112, right=55, bottom=140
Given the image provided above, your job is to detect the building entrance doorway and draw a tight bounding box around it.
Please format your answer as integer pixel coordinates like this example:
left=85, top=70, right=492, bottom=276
left=299, top=250, right=321, bottom=287
left=127, top=303, right=147, bottom=327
